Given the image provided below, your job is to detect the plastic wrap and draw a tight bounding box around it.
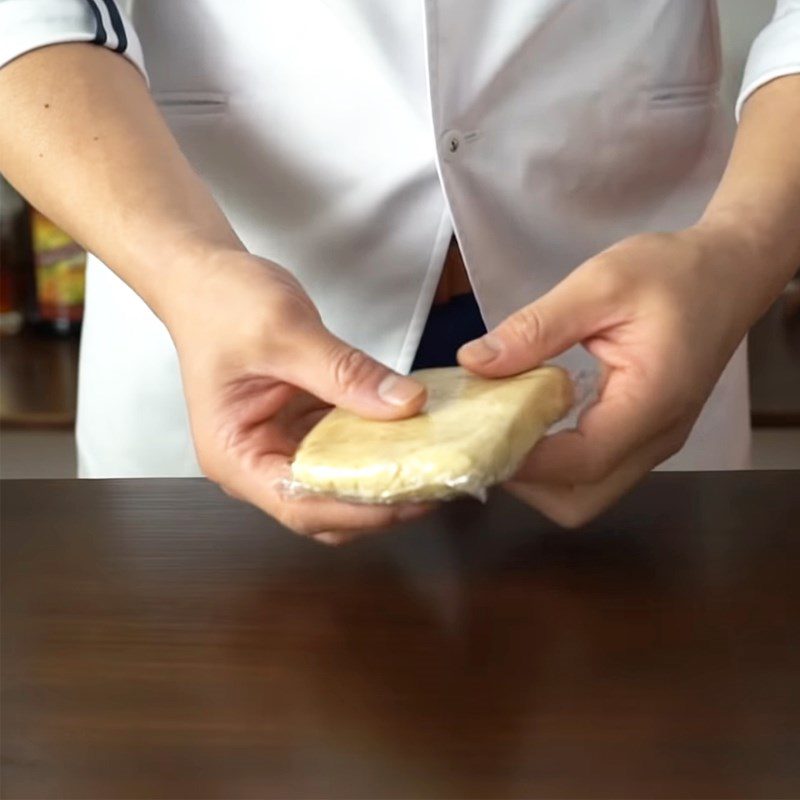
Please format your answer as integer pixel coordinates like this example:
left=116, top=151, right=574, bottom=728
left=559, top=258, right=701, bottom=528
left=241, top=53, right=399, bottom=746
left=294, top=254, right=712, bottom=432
left=287, top=365, right=598, bottom=504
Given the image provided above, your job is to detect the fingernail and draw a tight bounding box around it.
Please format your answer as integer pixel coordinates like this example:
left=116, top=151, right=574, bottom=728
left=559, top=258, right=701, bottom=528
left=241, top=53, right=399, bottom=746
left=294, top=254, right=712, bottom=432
left=314, top=532, right=344, bottom=546
left=378, top=374, right=425, bottom=407
left=397, top=504, right=433, bottom=521
left=459, top=334, right=500, bottom=364
left=314, top=531, right=359, bottom=546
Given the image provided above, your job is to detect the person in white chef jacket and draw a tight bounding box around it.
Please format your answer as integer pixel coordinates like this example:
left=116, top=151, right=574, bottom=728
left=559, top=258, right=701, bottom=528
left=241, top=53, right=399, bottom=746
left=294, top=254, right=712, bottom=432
left=1, top=1, right=799, bottom=541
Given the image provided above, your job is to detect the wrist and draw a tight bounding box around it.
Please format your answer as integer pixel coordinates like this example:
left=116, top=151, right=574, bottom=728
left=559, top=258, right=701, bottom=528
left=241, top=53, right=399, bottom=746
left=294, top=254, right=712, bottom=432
left=689, top=211, right=794, bottom=323
left=126, top=231, right=247, bottom=328
left=154, top=248, right=312, bottom=360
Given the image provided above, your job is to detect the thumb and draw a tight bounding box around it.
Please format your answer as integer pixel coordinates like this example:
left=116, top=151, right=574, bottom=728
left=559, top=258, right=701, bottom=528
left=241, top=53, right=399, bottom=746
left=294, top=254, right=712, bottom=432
left=457, top=265, right=614, bottom=377
left=278, top=320, right=427, bottom=420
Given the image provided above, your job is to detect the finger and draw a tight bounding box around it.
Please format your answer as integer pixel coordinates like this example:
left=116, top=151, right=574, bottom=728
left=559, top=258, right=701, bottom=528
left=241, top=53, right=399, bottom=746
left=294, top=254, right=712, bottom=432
left=274, top=490, right=432, bottom=537
left=277, top=319, right=427, bottom=420
left=312, top=498, right=435, bottom=545
left=275, top=487, right=431, bottom=537
left=505, top=427, right=673, bottom=528
left=313, top=531, right=363, bottom=547
left=458, top=262, right=626, bottom=377
left=231, top=453, right=434, bottom=536
left=513, top=369, right=678, bottom=485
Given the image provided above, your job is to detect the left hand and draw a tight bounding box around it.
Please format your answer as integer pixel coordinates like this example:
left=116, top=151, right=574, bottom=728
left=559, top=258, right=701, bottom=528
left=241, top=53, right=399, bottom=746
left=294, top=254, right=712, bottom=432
left=458, top=226, right=758, bottom=527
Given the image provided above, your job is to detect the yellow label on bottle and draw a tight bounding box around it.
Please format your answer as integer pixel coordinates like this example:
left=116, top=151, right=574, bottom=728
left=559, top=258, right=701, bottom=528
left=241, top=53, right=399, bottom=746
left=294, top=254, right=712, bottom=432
left=31, top=211, right=86, bottom=321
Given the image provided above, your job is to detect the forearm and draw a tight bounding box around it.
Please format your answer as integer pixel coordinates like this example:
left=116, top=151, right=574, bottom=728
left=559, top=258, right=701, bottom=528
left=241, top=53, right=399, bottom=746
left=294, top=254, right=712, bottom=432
left=698, top=75, right=800, bottom=317
left=0, top=43, right=243, bottom=322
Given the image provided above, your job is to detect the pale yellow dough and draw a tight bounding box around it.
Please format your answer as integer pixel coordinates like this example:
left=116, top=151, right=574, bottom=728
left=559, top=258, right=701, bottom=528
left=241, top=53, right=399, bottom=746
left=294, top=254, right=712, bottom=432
left=292, top=367, right=572, bottom=503
left=290, top=366, right=573, bottom=503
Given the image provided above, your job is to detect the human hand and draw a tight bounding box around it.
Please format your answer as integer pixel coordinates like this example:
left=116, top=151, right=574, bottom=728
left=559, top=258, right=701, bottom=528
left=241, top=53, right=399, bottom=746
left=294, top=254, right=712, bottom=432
left=458, top=227, right=759, bottom=527
left=165, top=250, right=431, bottom=543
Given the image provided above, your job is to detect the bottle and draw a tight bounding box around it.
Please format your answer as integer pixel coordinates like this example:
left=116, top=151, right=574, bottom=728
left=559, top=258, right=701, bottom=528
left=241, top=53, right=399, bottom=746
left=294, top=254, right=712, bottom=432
left=0, top=176, right=32, bottom=336
left=29, top=208, right=86, bottom=336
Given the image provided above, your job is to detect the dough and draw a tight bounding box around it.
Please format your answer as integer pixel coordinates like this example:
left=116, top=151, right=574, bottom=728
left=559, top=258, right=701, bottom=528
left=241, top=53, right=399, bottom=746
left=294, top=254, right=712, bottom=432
left=291, top=366, right=573, bottom=503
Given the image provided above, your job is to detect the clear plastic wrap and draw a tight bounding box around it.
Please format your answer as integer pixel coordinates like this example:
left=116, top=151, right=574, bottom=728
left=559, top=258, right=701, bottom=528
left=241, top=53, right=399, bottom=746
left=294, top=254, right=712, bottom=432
left=286, top=365, right=599, bottom=504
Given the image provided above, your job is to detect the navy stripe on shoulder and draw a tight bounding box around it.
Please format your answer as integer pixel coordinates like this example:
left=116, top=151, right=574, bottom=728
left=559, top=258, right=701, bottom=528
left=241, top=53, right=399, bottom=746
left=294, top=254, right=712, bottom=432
left=101, top=0, right=128, bottom=54
left=84, top=0, right=108, bottom=46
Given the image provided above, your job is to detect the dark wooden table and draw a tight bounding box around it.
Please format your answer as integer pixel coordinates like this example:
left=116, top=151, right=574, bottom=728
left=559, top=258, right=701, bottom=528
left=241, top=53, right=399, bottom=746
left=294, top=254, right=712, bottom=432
left=2, top=474, right=799, bottom=799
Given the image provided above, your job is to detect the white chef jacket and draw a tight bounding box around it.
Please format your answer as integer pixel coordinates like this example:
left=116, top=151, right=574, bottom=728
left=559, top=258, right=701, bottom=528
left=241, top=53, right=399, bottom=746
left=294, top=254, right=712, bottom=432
left=2, top=1, right=799, bottom=477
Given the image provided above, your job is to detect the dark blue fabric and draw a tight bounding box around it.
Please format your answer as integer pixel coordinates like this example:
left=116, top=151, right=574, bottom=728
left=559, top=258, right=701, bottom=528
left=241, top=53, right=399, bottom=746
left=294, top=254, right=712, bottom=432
left=84, top=0, right=107, bottom=45
left=101, top=0, right=128, bottom=53
left=411, top=293, right=487, bottom=371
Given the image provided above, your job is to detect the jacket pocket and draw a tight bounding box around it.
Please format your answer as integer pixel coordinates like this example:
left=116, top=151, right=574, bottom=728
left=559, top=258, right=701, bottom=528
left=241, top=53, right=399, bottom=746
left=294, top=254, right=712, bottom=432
left=645, top=0, right=721, bottom=107
left=152, top=91, right=228, bottom=118
left=648, top=82, right=718, bottom=109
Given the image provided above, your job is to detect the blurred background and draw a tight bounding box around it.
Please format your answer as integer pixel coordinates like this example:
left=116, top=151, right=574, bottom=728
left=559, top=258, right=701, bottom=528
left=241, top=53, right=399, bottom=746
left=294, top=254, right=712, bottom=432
left=1, top=0, right=798, bottom=478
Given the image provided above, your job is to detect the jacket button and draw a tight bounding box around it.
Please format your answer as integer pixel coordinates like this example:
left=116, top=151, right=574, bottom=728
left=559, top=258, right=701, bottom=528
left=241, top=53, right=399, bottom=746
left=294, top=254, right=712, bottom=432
left=440, top=129, right=462, bottom=159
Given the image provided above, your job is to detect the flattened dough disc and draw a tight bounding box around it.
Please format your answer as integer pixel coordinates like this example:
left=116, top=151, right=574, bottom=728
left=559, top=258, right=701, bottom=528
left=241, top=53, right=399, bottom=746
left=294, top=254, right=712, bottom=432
left=291, top=366, right=573, bottom=503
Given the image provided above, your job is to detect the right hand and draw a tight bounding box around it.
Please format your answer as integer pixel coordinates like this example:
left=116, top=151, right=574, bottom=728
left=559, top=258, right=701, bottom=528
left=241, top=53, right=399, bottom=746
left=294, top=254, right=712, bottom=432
left=163, top=250, right=431, bottom=544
